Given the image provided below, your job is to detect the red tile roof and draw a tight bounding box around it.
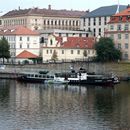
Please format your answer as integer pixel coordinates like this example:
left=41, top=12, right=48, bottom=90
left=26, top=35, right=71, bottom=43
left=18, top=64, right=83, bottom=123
left=45, top=36, right=96, bottom=49
left=0, top=26, right=39, bottom=35
left=109, top=7, right=130, bottom=23
left=16, top=50, right=38, bottom=58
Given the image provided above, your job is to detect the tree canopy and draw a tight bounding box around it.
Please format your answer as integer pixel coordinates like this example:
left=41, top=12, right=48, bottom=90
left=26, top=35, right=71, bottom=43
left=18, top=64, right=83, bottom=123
left=51, top=50, right=58, bottom=62
left=95, top=37, right=121, bottom=62
left=0, top=37, right=10, bottom=63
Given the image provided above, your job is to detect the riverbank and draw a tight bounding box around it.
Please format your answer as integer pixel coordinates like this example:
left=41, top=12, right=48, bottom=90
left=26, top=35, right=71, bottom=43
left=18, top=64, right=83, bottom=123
left=0, top=62, right=130, bottom=80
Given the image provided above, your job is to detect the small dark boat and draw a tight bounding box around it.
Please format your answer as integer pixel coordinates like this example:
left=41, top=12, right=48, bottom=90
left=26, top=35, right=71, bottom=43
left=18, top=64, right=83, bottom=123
left=17, top=71, right=54, bottom=83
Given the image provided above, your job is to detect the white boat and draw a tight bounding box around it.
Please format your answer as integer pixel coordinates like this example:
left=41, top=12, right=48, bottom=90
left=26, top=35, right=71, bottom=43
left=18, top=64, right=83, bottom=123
left=45, top=75, right=69, bottom=84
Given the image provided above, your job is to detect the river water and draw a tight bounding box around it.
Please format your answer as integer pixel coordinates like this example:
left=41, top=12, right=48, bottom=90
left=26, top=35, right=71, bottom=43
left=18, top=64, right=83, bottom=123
left=0, top=79, right=130, bottom=130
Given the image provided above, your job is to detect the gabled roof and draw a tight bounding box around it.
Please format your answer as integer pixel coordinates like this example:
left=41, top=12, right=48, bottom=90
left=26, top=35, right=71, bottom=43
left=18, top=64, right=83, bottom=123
left=82, top=5, right=127, bottom=18
left=16, top=50, right=38, bottom=58
left=108, top=7, right=130, bottom=23
left=2, top=8, right=86, bottom=18
left=61, top=37, right=95, bottom=49
left=0, top=26, right=39, bottom=35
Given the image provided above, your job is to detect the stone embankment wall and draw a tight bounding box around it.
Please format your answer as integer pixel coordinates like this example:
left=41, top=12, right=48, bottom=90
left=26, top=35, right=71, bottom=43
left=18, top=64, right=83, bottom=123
left=0, top=62, right=130, bottom=77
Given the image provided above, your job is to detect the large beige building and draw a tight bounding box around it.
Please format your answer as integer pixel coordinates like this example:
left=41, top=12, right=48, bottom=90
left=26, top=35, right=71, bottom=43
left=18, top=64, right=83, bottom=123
left=42, top=35, right=96, bottom=62
left=105, top=6, right=130, bottom=60
left=1, top=5, right=86, bottom=31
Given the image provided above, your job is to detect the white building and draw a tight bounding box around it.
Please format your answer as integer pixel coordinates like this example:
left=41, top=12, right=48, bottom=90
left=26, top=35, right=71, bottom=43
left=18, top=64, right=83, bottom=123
left=0, top=26, right=40, bottom=63
left=42, top=35, right=96, bottom=62
left=80, top=5, right=126, bottom=37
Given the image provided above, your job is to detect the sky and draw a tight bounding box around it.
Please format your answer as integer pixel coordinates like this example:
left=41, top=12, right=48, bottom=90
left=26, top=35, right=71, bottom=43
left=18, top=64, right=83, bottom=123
left=0, top=0, right=130, bottom=14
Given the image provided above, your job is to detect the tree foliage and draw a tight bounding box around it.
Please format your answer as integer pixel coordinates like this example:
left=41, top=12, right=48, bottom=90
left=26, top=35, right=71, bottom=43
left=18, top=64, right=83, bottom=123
left=51, top=50, right=58, bottom=62
left=0, top=37, right=10, bottom=63
left=83, top=50, right=87, bottom=57
left=95, top=37, right=121, bottom=62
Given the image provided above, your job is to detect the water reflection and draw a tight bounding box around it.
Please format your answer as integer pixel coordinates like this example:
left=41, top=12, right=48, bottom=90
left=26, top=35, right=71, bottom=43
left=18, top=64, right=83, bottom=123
left=0, top=80, right=130, bottom=130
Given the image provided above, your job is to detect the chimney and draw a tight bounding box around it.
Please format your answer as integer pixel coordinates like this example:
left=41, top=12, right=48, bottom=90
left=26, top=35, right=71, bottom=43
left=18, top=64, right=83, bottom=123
left=48, top=5, right=51, bottom=10
left=127, top=4, right=130, bottom=8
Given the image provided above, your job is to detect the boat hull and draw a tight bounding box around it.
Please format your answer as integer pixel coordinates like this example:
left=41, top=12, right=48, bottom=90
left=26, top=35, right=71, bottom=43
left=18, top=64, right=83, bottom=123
left=68, top=79, right=114, bottom=86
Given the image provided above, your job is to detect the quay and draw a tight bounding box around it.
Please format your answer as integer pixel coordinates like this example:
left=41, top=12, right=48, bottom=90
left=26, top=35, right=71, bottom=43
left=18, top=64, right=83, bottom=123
left=0, top=62, right=130, bottom=81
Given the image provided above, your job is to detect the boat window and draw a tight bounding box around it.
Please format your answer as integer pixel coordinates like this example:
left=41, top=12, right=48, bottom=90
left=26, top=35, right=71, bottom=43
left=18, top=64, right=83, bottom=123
left=42, top=75, right=46, bottom=78
left=27, top=74, right=30, bottom=77
left=31, top=74, right=34, bottom=77
left=39, top=75, right=42, bottom=78
left=35, top=74, right=38, bottom=77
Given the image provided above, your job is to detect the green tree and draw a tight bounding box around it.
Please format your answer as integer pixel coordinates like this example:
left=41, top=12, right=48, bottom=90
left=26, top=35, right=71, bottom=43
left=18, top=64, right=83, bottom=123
left=51, top=50, right=58, bottom=62
left=95, top=37, right=121, bottom=62
left=0, top=37, right=10, bottom=64
left=83, top=50, right=87, bottom=58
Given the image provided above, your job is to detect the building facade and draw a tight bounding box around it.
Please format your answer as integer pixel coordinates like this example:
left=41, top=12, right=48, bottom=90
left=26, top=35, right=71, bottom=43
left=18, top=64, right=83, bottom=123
left=42, top=35, right=96, bottom=62
left=38, top=29, right=90, bottom=45
left=105, top=6, right=130, bottom=60
left=80, top=5, right=126, bottom=37
left=1, top=5, right=86, bottom=31
left=0, top=26, right=40, bottom=63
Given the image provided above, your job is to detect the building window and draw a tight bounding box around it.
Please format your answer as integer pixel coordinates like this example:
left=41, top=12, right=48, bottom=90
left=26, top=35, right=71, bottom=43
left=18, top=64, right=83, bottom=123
left=104, top=17, right=107, bottom=25
left=50, top=50, right=52, bottom=54
left=125, top=43, right=128, bottom=49
left=50, top=39, right=53, bottom=45
left=27, top=43, right=29, bottom=48
left=62, top=20, right=64, bottom=25
left=99, top=17, right=101, bottom=25
left=47, top=20, right=49, bottom=25
left=59, top=20, right=61, bottom=25
left=55, top=20, right=57, bottom=25
left=71, top=50, right=73, bottom=54
left=46, top=50, right=48, bottom=54
left=77, top=50, right=80, bottom=54
left=110, top=25, right=114, bottom=30
left=20, top=44, right=22, bottom=48
left=93, top=28, right=96, bottom=37
left=124, top=53, right=128, bottom=60
left=93, top=18, right=96, bottom=26
left=118, top=34, right=121, bottom=39
left=69, top=21, right=71, bottom=26
left=62, top=50, right=64, bottom=54
left=88, top=18, right=90, bottom=26
left=125, top=33, right=129, bottom=39
left=124, top=24, right=129, bottom=30
left=19, top=37, right=22, bottom=41
left=118, top=43, right=121, bottom=49
left=76, top=21, right=78, bottom=26
left=99, top=28, right=101, bottom=36
left=27, top=37, right=30, bottom=41
left=83, top=18, right=85, bottom=26
left=73, top=21, right=75, bottom=26
left=117, top=24, right=121, bottom=31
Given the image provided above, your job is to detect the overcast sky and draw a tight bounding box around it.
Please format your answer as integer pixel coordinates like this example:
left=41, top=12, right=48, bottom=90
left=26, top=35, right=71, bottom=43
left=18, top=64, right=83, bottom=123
left=0, top=0, right=129, bottom=14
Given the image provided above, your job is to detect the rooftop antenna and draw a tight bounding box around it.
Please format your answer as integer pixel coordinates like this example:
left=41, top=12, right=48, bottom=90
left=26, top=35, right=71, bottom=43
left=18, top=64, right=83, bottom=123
left=116, top=0, right=120, bottom=14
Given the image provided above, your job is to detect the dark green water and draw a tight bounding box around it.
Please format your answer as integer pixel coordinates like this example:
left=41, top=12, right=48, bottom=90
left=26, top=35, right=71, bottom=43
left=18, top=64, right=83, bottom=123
left=0, top=79, right=130, bottom=130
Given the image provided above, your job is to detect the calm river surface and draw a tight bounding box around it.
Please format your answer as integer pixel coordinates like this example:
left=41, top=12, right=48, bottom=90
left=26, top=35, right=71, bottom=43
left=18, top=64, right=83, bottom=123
left=0, top=79, right=130, bottom=130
